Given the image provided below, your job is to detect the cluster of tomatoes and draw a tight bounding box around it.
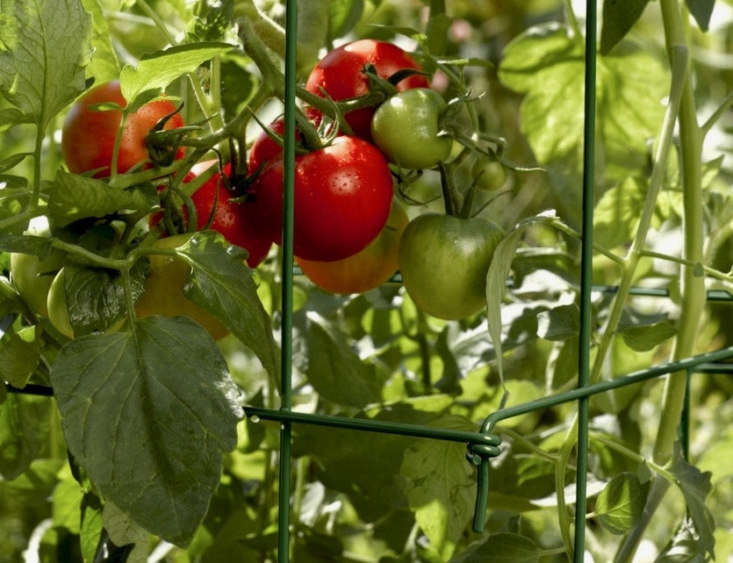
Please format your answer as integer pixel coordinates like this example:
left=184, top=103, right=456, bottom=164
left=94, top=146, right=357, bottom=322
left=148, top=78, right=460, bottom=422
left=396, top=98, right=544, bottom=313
left=18, top=39, right=503, bottom=335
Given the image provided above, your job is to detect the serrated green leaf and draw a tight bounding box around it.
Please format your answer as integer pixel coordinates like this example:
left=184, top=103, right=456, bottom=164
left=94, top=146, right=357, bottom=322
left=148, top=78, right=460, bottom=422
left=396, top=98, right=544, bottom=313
left=657, top=517, right=709, bottom=562
left=595, top=472, right=647, bottom=534
left=174, top=232, right=279, bottom=381
left=50, top=317, right=242, bottom=545
left=187, top=0, right=234, bottom=42
left=103, top=502, right=149, bottom=563
left=305, top=316, right=385, bottom=407
left=450, top=532, right=540, bottom=563
left=81, top=0, right=120, bottom=83
left=0, top=326, right=40, bottom=387
left=669, top=445, right=716, bottom=559
left=0, top=393, right=52, bottom=479
left=0, top=234, right=53, bottom=257
left=0, top=108, right=31, bottom=131
left=401, top=415, right=476, bottom=560
left=686, top=0, right=715, bottom=31
left=499, top=24, right=666, bottom=224
left=600, top=0, right=651, bottom=55
left=0, top=0, right=90, bottom=129
left=594, top=176, right=647, bottom=249
left=48, top=171, right=157, bottom=227
left=120, top=42, right=233, bottom=104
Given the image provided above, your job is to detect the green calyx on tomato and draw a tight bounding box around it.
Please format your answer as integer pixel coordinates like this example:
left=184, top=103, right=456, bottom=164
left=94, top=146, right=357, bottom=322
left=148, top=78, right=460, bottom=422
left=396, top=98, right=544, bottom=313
left=10, top=250, right=65, bottom=318
left=252, top=135, right=394, bottom=262
left=296, top=200, right=409, bottom=294
left=398, top=214, right=503, bottom=320
left=371, top=88, right=452, bottom=170
left=134, top=234, right=229, bottom=340
left=61, top=80, right=185, bottom=177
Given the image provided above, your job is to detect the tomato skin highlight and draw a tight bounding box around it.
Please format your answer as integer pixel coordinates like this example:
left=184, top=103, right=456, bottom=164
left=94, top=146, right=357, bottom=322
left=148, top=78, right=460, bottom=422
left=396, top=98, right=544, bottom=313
left=371, top=88, right=452, bottom=170
left=305, top=39, right=429, bottom=140
left=252, top=136, right=394, bottom=262
left=398, top=214, right=504, bottom=320
left=62, top=80, right=184, bottom=177
left=134, top=235, right=229, bottom=340
left=296, top=201, right=408, bottom=294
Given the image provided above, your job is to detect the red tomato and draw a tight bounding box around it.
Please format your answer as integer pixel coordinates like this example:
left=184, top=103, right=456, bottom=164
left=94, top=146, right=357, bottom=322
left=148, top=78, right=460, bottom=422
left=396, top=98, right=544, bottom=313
left=305, top=40, right=429, bottom=140
left=62, top=80, right=184, bottom=177
left=247, top=119, right=303, bottom=176
left=252, top=136, right=394, bottom=261
left=153, top=161, right=272, bottom=268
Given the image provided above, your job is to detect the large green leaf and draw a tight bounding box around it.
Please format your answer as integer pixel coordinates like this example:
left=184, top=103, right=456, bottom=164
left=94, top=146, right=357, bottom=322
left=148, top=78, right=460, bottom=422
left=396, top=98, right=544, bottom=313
left=174, top=231, right=279, bottom=381
left=0, top=393, right=52, bottom=479
left=595, top=472, right=648, bottom=534
left=48, top=171, right=157, bottom=227
left=401, top=414, right=476, bottom=560
left=81, top=0, right=120, bottom=83
left=305, top=316, right=386, bottom=407
left=0, top=0, right=90, bottom=129
left=50, top=317, right=242, bottom=545
left=0, top=326, right=40, bottom=387
left=450, top=533, right=540, bottom=563
left=120, top=42, right=233, bottom=104
left=499, top=23, right=666, bottom=224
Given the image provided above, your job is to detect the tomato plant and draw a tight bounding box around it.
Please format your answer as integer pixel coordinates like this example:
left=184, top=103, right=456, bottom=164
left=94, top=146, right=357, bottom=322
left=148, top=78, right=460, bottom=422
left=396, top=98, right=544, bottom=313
left=296, top=200, right=408, bottom=294
left=61, top=80, right=184, bottom=177
left=371, top=88, right=452, bottom=170
left=305, top=39, right=429, bottom=140
left=398, top=214, right=503, bottom=320
left=252, top=135, right=394, bottom=261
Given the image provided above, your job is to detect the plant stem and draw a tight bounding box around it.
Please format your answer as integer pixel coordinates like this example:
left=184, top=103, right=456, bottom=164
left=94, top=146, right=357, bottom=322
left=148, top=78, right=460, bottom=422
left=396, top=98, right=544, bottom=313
left=563, top=0, right=583, bottom=40
left=640, top=250, right=733, bottom=284
left=589, top=432, right=675, bottom=483
left=701, top=91, right=733, bottom=136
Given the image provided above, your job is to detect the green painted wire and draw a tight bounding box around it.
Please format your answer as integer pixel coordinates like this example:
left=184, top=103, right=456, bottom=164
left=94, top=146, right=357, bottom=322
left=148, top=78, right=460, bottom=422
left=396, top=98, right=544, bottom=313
left=574, top=0, right=597, bottom=559
left=278, top=0, right=298, bottom=561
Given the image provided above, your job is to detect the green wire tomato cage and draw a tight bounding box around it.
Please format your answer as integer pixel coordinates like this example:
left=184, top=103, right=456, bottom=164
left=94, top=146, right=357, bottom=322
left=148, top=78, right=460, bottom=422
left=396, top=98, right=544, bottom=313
left=4, top=1, right=733, bottom=561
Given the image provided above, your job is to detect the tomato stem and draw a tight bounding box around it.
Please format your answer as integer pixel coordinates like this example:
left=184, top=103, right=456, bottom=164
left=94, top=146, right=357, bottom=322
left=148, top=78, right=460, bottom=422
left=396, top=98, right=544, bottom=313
left=438, top=162, right=456, bottom=216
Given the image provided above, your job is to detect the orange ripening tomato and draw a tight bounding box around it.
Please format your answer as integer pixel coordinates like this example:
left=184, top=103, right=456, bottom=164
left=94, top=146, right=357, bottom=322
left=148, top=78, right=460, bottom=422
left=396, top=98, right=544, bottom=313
left=296, top=201, right=408, bottom=294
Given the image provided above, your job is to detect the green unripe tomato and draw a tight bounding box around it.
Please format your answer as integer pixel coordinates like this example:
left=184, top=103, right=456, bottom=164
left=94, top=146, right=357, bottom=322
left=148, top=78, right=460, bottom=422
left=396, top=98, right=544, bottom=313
left=10, top=250, right=65, bottom=317
left=475, top=160, right=507, bottom=191
left=398, top=214, right=503, bottom=320
left=47, top=269, right=74, bottom=338
left=371, top=88, right=452, bottom=170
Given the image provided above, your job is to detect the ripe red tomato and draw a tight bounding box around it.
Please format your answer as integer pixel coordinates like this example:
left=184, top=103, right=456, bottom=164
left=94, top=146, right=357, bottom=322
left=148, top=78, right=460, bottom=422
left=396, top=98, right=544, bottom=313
left=305, top=39, right=429, bottom=140
left=62, top=80, right=184, bottom=177
left=247, top=118, right=302, bottom=176
left=252, top=136, right=394, bottom=261
left=154, top=161, right=272, bottom=268
left=296, top=200, right=408, bottom=294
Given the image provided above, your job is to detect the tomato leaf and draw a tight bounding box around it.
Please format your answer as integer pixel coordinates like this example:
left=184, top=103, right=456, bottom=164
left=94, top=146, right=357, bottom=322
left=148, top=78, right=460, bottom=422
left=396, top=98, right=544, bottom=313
left=48, top=172, right=157, bottom=227
left=600, top=0, right=651, bottom=55
left=686, top=0, right=715, bottom=32
left=595, top=472, right=648, bottom=534
left=499, top=23, right=666, bottom=225
left=450, top=532, right=540, bottom=563
left=0, top=326, right=40, bottom=388
left=0, top=153, right=31, bottom=174
left=0, top=393, right=53, bottom=479
left=401, top=414, right=477, bottom=560
left=669, top=444, right=716, bottom=559
left=103, top=501, right=150, bottom=562
left=0, top=108, right=32, bottom=132
left=52, top=475, right=84, bottom=534
left=0, top=234, right=53, bottom=257
left=80, top=493, right=104, bottom=563
left=328, top=0, right=364, bottom=41
left=80, top=0, right=120, bottom=84
left=305, top=315, right=385, bottom=407
left=485, top=212, right=558, bottom=385
left=49, top=317, right=243, bottom=545
left=656, top=517, right=709, bottom=563
left=0, top=0, right=90, bottom=130
left=173, top=231, right=279, bottom=381
left=120, top=42, right=233, bottom=105
left=63, top=262, right=148, bottom=336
